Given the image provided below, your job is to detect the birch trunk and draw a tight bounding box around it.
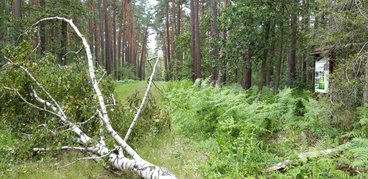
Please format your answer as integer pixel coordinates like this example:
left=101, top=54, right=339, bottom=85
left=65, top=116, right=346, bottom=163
left=30, top=17, right=177, bottom=179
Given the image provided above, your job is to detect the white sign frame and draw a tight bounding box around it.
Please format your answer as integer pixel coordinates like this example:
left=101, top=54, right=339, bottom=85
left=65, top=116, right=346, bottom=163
left=315, top=58, right=329, bottom=93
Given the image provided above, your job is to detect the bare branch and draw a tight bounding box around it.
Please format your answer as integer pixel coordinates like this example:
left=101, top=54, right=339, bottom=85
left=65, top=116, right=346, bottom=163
left=33, top=16, right=140, bottom=159
left=33, top=17, right=176, bottom=179
left=63, top=45, right=84, bottom=58
left=97, top=71, right=107, bottom=85
left=354, top=0, right=368, bottom=20
left=111, top=94, right=116, bottom=106
left=124, top=56, right=160, bottom=141
left=33, top=146, right=96, bottom=153
left=1, top=86, right=60, bottom=117
left=264, top=148, right=338, bottom=173
left=57, top=155, right=107, bottom=169
left=76, top=110, right=99, bottom=126
left=31, top=88, right=92, bottom=144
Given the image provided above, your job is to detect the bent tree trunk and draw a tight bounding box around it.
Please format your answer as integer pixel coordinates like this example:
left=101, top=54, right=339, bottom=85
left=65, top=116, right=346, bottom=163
left=24, top=17, right=177, bottom=179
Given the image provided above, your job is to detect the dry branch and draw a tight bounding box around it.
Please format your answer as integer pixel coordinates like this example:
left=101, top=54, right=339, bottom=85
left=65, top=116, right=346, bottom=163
left=265, top=148, right=338, bottom=172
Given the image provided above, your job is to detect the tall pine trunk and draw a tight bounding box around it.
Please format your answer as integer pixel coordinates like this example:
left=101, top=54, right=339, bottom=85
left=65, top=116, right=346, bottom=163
left=242, top=55, right=252, bottom=89
left=191, top=0, right=201, bottom=81
left=139, top=27, right=148, bottom=81
left=98, top=0, right=105, bottom=67
left=217, top=0, right=228, bottom=85
left=165, top=0, right=171, bottom=81
left=113, top=0, right=117, bottom=79
left=103, top=0, right=112, bottom=74
left=274, top=5, right=285, bottom=93
left=258, top=22, right=271, bottom=93
left=40, top=0, right=46, bottom=53
left=60, top=21, right=68, bottom=65
left=12, top=0, right=21, bottom=36
left=210, top=0, right=219, bottom=83
left=288, top=1, right=298, bottom=84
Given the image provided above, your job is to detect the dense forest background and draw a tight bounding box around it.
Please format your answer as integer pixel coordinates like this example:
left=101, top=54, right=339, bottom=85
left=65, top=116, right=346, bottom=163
left=1, top=0, right=368, bottom=97
left=1, top=0, right=367, bottom=95
left=1, top=0, right=368, bottom=178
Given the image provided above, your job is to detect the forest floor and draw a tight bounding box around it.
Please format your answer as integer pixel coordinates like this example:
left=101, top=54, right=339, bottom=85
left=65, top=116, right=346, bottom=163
left=2, top=80, right=206, bottom=178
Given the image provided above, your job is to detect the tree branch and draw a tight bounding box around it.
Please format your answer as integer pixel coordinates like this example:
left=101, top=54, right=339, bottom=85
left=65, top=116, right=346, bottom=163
left=33, top=146, right=96, bottom=153
left=32, top=16, right=176, bottom=178
left=264, top=148, right=338, bottom=172
left=124, top=55, right=160, bottom=141
left=1, top=86, right=60, bottom=117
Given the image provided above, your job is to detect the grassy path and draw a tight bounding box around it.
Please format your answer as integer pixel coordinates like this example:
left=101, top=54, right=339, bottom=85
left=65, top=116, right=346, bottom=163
left=2, top=80, right=205, bottom=178
left=115, top=80, right=206, bottom=178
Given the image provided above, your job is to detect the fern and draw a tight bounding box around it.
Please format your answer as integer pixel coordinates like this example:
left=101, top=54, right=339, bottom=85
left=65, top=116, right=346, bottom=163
left=165, top=81, right=368, bottom=177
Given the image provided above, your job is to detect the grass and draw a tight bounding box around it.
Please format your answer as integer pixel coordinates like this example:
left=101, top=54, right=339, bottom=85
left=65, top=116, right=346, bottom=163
left=2, top=80, right=205, bottom=178
left=134, top=131, right=207, bottom=179
left=115, top=80, right=147, bottom=101
left=2, top=154, right=126, bottom=179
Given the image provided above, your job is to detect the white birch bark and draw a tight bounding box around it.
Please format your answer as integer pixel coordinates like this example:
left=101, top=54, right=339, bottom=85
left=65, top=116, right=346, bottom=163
left=31, top=17, right=176, bottom=179
left=265, top=148, right=338, bottom=172
left=124, top=55, right=160, bottom=141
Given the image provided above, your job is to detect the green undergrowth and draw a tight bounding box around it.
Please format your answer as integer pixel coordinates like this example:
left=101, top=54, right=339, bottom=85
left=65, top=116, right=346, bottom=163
left=134, top=131, right=208, bottom=179
left=3, top=77, right=368, bottom=178
left=1, top=79, right=202, bottom=178
left=1, top=153, right=131, bottom=179
left=165, top=80, right=368, bottom=178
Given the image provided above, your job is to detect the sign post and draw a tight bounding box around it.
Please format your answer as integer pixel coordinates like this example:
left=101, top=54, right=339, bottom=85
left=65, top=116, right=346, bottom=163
left=315, top=58, right=329, bottom=93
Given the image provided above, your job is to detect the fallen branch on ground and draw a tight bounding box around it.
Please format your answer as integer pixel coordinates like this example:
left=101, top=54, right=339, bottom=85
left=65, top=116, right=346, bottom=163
left=264, top=148, right=339, bottom=172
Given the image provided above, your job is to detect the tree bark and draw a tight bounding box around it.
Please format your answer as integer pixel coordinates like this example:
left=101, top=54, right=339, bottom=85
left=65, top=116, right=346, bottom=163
left=0, top=1, right=5, bottom=59
left=12, top=0, right=21, bottom=34
left=139, top=27, right=148, bottom=81
left=191, top=0, right=201, bottom=81
left=258, top=22, right=271, bottom=93
left=125, top=55, right=160, bottom=141
left=274, top=4, right=285, bottom=93
left=364, top=62, right=368, bottom=103
left=242, top=55, right=252, bottom=89
left=217, top=0, right=228, bottom=85
left=113, top=0, right=117, bottom=79
left=88, top=0, right=95, bottom=60
left=265, top=147, right=338, bottom=172
left=288, top=1, right=298, bottom=84
left=210, top=0, right=219, bottom=83
left=93, top=0, right=100, bottom=67
left=165, top=0, right=171, bottom=81
left=303, top=0, right=310, bottom=85
left=31, top=17, right=177, bottom=179
left=176, top=0, right=183, bottom=76
left=60, top=21, right=68, bottom=65
left=103, top=0, right=112, bottom=74
left=266, top=25, right=276, bottom=87
left=98, top=0, right=105, bottom=67
left=37, top=0, right=46, bottom=53
left=117, top=0, right=126, bottom=80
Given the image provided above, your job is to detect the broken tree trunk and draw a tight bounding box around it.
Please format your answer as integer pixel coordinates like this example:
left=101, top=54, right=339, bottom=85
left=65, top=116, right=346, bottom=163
left=23, top=16, right=177, bottom=179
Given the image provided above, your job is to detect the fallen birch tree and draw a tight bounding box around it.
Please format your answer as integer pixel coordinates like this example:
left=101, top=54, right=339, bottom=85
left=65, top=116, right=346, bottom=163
left=1, top=17, right=176, bottom=179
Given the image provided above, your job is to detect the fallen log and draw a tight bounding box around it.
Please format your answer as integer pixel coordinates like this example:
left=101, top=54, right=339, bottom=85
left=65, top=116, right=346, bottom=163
left=264, top=148, right=338, bottom=173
